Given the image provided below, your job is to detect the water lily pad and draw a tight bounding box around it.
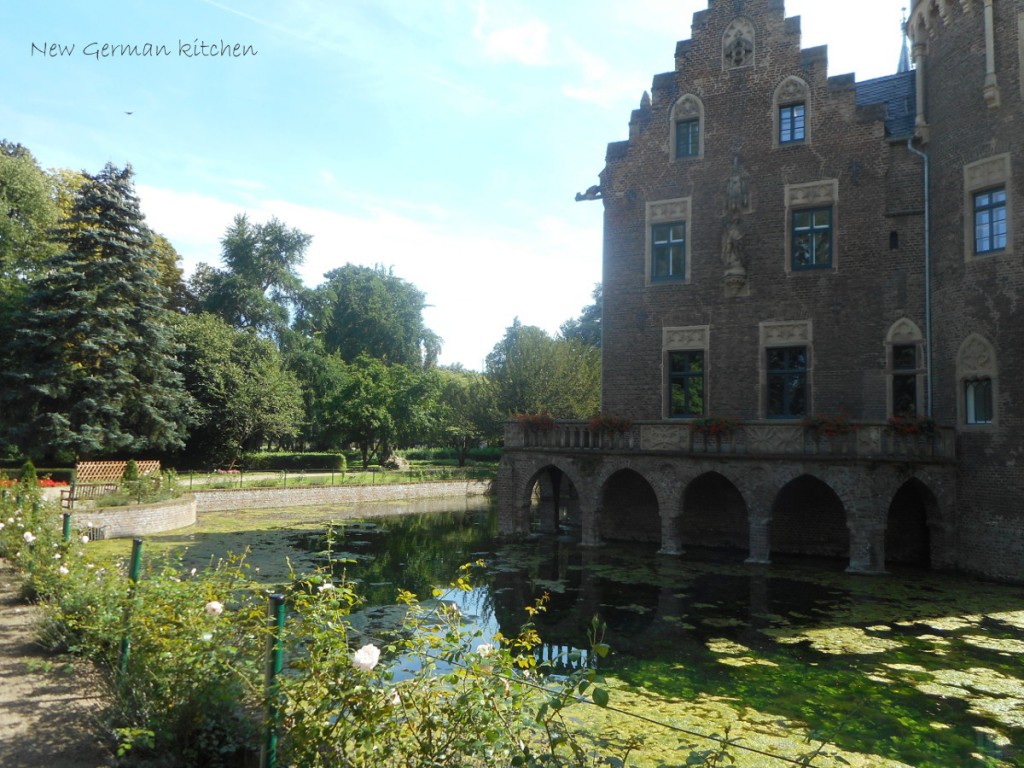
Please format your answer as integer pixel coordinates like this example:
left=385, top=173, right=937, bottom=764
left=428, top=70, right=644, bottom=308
left=716, top=656, right=778, bottom=668
left=764, top=626, right=901, bottom=654
left=705, top=638, right=749, bottom=655
left=989, top=610, right=1024, bottom=631
left=919, top=615, right=982, bottom=632
left=532, top=578, right=567, bottom=593
left=961, top=634, right=1024, bottom=655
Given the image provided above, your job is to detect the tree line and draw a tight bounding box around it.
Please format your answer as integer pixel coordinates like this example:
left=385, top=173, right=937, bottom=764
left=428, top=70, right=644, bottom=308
left=0, top=140, right=601, bottom=468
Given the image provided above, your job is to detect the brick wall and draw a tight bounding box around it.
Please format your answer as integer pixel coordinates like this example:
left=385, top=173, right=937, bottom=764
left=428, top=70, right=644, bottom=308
left=601, top=0, right=925, bottom=424
left=583, top=0, right=1024, bottom=581
left=918, top=0, right=1024, bottom=581
left=84, top=495, right=197, bottom=539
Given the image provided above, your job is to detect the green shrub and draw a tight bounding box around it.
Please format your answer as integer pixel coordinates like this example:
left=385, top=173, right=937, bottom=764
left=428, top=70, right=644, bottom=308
left=93, top=470, right=179, bottom=508
left=241, top=452, right=346, bottom=471
left=401, top=447, right=503, bottom=463
left=19, top=459, right=38, bottom=485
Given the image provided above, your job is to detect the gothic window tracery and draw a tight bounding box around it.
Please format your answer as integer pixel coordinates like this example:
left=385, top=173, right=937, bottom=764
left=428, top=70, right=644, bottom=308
left=722, top=18, right=755, bottom=70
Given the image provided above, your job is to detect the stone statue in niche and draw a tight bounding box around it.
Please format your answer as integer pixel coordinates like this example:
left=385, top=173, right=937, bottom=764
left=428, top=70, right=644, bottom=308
left=721, top=213, right=745, bottom=275
left=725, top=156, right=749, bottom=213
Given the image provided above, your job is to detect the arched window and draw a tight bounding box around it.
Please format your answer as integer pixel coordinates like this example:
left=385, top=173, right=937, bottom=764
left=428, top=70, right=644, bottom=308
left=885, top=319, right=925, bottom=417
left=669, top=94, right=704, bottom=161
left=957, top=334, right=997, bottom=427
left=773, top=76, right=810, bottom=147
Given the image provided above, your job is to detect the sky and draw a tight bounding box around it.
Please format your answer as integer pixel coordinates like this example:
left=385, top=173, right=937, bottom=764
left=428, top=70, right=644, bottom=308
left=2, top=1, right=908, bottom=370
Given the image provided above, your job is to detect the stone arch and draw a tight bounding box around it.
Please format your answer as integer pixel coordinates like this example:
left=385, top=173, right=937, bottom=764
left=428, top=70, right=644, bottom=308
left=722, top=16, right=755, bottom=70
left=525, top=464, right=584, bottom=535
left=770, top=473, right=848, bottom=558
left=679, top=471, right=749, bottom=554
left=598, top=468, right=660, bottom=544
left=956, top=333, right=998, bottom=427
left=886, top=477, right=938, bottom=568
left=669, top=93, right=705, bottom=160
left=773, top=76, right=811, bottom=146
left=505, top=456, right=590, bottom=537
left=887, top=317, right=924, bottom=344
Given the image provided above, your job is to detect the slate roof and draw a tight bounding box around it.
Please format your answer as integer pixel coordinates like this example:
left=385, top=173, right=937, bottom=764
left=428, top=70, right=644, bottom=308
left=856, top=70, right=916, bottom=139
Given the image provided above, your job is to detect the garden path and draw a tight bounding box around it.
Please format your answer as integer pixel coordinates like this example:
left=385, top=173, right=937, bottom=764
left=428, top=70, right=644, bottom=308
left=0, top=560, right=110, bottom=767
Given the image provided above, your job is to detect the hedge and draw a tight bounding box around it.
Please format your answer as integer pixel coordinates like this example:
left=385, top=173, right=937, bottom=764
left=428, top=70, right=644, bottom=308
left=240, top=452, right=347, bottom=471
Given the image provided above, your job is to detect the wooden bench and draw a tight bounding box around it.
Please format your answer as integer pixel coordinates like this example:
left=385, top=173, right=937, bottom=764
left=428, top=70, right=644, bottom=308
left=61, top=460, right=161, bottom=509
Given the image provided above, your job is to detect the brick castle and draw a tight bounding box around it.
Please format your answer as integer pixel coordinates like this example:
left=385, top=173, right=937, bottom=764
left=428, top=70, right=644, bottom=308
left=497, top=0, right=1024, bottom=582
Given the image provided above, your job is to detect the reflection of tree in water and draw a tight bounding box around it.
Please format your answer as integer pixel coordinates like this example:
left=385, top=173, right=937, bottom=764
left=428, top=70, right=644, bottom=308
left=489, top=540, right=674, bottom=657
left=301, top=506, right=499, bottom=607
left=292, top=510, right=1024, bottom=766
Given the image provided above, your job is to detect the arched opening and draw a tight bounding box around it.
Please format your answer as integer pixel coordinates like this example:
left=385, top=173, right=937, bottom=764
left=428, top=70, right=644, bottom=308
left=600, top=469, right=660, bottom=543
left=771, top=475, right=848, bottom=558
left=886, top=479, right=936, bottom=568
left=527, top=466, right=579, bottom=535
left=680, top=472, right=748, bottom=554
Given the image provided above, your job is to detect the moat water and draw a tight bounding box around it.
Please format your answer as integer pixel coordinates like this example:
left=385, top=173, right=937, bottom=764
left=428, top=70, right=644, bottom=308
left=159, top=499, right=1024, bottom=767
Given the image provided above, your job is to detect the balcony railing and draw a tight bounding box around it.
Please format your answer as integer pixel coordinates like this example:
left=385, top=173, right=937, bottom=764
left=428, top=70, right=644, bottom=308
left=505, top=420, right=955, bottom=462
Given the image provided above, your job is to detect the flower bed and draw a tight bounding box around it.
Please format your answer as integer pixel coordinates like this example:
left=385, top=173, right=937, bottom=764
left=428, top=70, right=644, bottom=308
left=803, top=413, right=856, bottom=437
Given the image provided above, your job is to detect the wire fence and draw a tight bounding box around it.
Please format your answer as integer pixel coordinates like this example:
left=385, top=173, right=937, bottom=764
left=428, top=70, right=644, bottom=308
left=183, top=465, right=496, bottom=491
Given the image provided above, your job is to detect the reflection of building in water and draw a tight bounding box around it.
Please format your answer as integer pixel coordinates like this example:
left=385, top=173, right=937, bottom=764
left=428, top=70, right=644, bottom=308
left=499, top=0, right=1024, bottom=583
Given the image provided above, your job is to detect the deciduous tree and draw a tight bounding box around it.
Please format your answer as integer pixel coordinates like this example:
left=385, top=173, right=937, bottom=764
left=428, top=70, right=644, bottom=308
left=559, top=283, right=602, bottom=348
left=432, top=367, right=500, bottom=466
left=336, top=354, right=437, bottom=468
left=486, top=319, right=599, bottom=419
left=175, top=313, right=304, bottom=466
left=195, top=214, right=311, bottom=338
left=298, top=264, right=441, bottom=368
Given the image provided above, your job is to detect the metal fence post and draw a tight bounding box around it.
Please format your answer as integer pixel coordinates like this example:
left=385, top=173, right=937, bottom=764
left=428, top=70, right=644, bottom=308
left=260, top=593, right=286, bottom=768
left=119, top=538, right=144, bottom=677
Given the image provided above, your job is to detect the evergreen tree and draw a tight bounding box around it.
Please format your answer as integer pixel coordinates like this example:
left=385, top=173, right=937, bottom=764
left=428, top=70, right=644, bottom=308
left=0, top=163, right=188, bottom=459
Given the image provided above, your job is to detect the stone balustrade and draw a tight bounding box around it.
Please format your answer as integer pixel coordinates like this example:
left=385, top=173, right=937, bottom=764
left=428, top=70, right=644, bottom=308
left=505, top=420, right=955, bottom=462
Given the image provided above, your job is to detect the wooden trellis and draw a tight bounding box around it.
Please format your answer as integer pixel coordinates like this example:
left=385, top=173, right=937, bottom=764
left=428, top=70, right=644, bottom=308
left=74, top=460, right=161, bottom=483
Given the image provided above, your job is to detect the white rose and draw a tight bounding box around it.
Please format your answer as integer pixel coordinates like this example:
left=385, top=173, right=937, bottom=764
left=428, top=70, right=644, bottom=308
left=352, top=643, right=381, bottom=672
left=204, top=600, right=224, bottom=617
left=476, top=643, right=494, bottom=658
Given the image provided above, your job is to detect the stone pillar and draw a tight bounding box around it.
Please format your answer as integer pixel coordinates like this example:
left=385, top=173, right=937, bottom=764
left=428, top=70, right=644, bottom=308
left=658, top=512, right=683, bottom=555
left=653, top=470, right=685, bottom=555
left=745, top=512, right=771, bottom=564
left=847, top=523, right=887, bottom=575
left=580, top=504, right=603, bottom=547
left=537, top=470, right=560, bottom=535
left=913, top=42, right=929, bottom=142
left=982, top=0, right=1001, bottom=108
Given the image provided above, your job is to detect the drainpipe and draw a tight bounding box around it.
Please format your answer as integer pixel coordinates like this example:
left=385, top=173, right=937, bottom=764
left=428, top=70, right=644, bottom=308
left=906, top=138, right=932, bottom=417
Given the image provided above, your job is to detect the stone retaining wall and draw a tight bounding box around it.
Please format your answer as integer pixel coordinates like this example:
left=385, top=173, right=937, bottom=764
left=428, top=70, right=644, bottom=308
left=85, top=494, right=197, bottom=539
left=192, top=479, right=493, bottom=512
left=77, top=480, right=493, bottom=539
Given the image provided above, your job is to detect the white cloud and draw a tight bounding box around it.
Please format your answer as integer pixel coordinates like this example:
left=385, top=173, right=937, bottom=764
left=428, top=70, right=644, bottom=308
left=480, top=20, right=550, bottom=66
left=135, top=184, right=599, bottom=370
